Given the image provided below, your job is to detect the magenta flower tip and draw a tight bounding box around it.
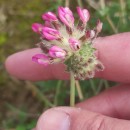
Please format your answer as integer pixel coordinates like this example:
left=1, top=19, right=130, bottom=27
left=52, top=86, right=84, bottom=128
left=42, top=27, right=60, bottom=40
left=58, top=6, right=74, bottom=28
left=32, top=54, right=50, bottom=66
left=49, top=46, right=66, bottom=59
left=32, top=23, right=43, bottom=33
left=77, top=7, right=90, bottom=24
left=42, top=12, right=58, bottom=22
left=86, top=30, right=95, bottom=39
left=44, top=21, right=52, bottom=27
left=69, top=38, right=80, bottom=51
left=96, top=19, right=103, bottom=33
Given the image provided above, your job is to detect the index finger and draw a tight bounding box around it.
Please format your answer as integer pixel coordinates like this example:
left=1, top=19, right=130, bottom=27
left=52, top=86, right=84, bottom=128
left=5, top=32, right=130, bottom=83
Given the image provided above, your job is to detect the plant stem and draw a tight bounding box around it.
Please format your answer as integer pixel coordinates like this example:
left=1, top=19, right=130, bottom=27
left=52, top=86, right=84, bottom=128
left=70, top=71, right=76, bottom=107
left=65, top=0, right=69, bottom=7
left=99, top=0, right=118, bottom=33
left=100, top=0, right=105, bottom=9
left=77, top=0, right=83, bottom=7
left=106, top=15, right=118, bottom=33
left=89, top=79, right=97, bottom=95
left=26, top=81, right=54, bottom=107
left=120, top=0, right=126, bottom=24
left=103, top=79, right=109, bottom=89
left=75, top=80, right=84, bottom=100
left=54, top=80, right=62, bottom=105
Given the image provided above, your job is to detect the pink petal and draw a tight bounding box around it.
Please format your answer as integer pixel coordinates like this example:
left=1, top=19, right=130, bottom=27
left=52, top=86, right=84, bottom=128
left=69, top=38, right=80, bottom=51
left=96, top=19, right=103, bottom=33
left=32, top=23, right=43, bottom=33
left=77, top=7, right=90, bottom=24
left=32, top=54, right=50, bottom=66
left=42, top=27, right=60, bottom=40
left=42, top=12, right=58, bottom=22
left=49, top=46, right=66, bottom=58
left=58, top=6, right=74, bottom=28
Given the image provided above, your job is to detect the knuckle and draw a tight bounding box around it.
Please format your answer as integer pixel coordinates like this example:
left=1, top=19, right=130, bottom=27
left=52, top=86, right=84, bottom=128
left=79, top=114, right=106, bottom=130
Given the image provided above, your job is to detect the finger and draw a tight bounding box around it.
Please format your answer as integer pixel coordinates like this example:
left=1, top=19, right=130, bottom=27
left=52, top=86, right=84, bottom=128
left=5, top=32, right=130, bottom=82
left=77, top=84, right=130, bottom=120
left=35, top=107, right=130, bottom=130
left=94, top=32, right=130, bottom=83
left=5, top=48, right=69, bottom=81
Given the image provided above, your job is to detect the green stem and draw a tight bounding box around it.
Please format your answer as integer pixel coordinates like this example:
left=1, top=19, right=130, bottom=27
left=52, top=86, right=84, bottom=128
left=120, top=0, right=126, bottom=24
left=106, top=15, right=118, bottom=33
left=70, top=71, right=76, bottom=107
left=103, top=79, right=109, bottom=89
left=26, top=81, right=54, bottom=107
left=75, top=80, right=84, bottom=100
left=77, top=0, right=83, bottom=7
left=65, top=0, right=69, bottom=7
left=54, top=80, right=62, bottom=105
left=89, top=79, right=97, bottom=95
left=100, top=0, right=105, bottom=9
left=97, top=79, right=104, bottom=94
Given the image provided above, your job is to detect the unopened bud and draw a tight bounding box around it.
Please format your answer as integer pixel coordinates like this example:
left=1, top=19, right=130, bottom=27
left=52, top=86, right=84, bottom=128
left=96, top=19, right=103, bottom=33
left=69, top=38, right=80, bottom=51
left=86, top=30, right=95, bottom=39
left=49, top=46, right=66, bottom=59
left=32, top=54, right=50, bottom=66
left=42, top=12, right=58, bottom=22
left=42, top=27, right=60, bottom=40
left=58, top=6, right=74, bottom=28
left=77, top=7, right=90, bottom=24
left=32, top=23, right=43, bottom=33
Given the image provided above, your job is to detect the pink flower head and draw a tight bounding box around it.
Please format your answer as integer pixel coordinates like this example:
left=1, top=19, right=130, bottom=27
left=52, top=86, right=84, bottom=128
left=42, top=27, right=60, bottom=40
left=86, top=30, right=95, bottom=39
left=58, top=6, right=74, bottom=28
left=69, top=38, right=80, bottom=51
left=96, top=19, right=103, bottom=33
left=49, top=46, right=66, bottom=59
left=32, top=23, right=43, bottom=33
left=32, top=54, right=50, bottom=66
left=77, top=7, right=90, bottom=24
left=42, top=12, right=58, bottom=22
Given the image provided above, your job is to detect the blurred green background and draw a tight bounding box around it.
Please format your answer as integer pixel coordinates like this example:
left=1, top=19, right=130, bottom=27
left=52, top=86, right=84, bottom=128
left=0, top=0, right=130, bottom=129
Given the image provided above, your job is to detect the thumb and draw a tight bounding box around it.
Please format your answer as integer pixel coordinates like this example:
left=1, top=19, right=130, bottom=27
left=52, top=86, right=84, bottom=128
left=34, top=107, right=130, bottom=130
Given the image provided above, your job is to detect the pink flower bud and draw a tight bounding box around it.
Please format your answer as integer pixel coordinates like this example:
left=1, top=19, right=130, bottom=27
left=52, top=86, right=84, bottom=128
left=58, top=6, right=74, bottom=28
left=32, top=23, right=43, bottom=33
left=42, top=27, right=60, bottom=40
left=49, top=46, right=66, bottom=59
left=44, top=21, right=52, bottom=27
left=69, top=38, right=80, bottom=51
left=42, top=12, right=58, bottom=22
left=32, top=54, right=50, bottom=66
left=96, top=19, right=103, bottom=33
left=77, top=7, right=90, bottom=24
left=86, top=30, right=95, bottom=39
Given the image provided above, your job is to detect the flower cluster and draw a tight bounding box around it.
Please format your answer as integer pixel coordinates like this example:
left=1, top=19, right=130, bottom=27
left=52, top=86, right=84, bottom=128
left=32, top=6, right=104, bottom=80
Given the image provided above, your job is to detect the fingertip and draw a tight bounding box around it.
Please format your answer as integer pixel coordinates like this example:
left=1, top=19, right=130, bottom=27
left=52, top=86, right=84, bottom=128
left=5, top=53, right=18, bottom=78
left=36, top=108, right=71, bottom=130
left=5, top=48, right=46, bottom=81
left=5, top=48, right=69, bottom=81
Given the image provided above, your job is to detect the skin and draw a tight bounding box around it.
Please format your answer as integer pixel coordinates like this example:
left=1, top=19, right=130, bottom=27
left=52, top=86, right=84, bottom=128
left=5, top=32, right=130, bottom=130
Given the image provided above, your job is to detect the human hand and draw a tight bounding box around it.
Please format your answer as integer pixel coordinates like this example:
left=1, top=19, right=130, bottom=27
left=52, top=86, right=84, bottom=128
left=6, top=32, right=130, bottom=130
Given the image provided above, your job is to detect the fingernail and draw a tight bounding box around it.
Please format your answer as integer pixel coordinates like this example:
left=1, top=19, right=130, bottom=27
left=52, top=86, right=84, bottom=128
left=36, top=109, right=70, bottom=130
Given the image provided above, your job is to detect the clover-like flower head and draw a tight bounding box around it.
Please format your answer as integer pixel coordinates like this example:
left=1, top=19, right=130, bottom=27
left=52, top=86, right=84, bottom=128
left=32, top=6, right=104, bottom=80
